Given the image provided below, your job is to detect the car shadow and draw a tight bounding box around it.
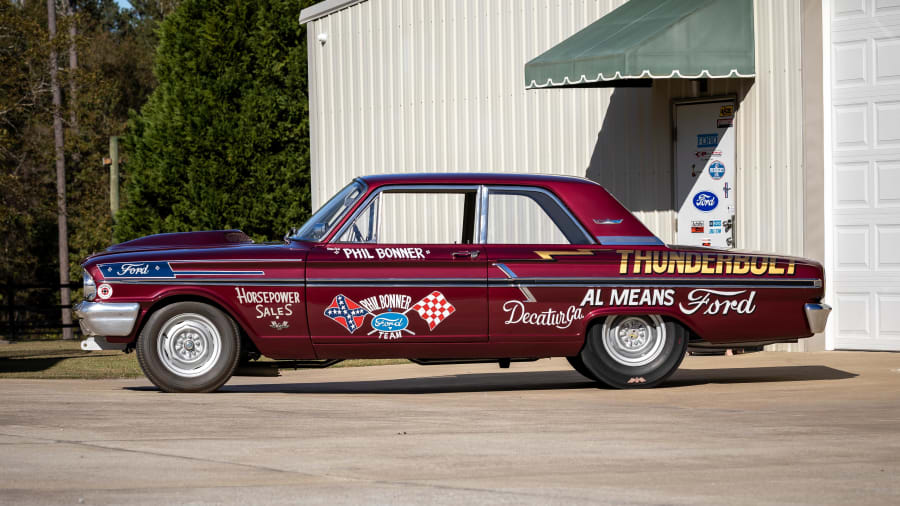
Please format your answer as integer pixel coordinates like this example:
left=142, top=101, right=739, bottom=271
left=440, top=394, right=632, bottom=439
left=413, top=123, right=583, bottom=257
left=0, top=354, right=100, bottom=374
left=125, top=365, right=857, bottom=394
left=662, top=365, right=857, bottom=388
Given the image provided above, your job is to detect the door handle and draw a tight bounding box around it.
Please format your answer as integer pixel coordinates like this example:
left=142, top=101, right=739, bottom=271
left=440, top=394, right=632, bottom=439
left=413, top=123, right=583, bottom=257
left=452, top=250, right=480, bottom=259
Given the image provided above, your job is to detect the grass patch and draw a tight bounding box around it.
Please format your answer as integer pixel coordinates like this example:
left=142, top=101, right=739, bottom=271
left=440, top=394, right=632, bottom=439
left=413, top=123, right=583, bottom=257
left=0, top=340, right=143, bottom=379
left=0, top=340, right=408, bottom=380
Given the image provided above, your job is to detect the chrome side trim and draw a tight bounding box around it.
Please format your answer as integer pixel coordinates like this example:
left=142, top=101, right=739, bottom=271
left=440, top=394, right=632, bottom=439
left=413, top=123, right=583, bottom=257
left=493, top=263, right=536, bottom=302
left=105, top=279, right=305, bottom=285
left=308, top=279, right=485, bottom=287
left=493, top=263, right=517, bottom=279
left=74, top=301, right=140, bottom=337
left=306, top=277, right=822, bottom=289
left=489, top=277, right=821, bottom=287
left=162, top=259, right=304, bottom=263
left=804, top=303, right=832, bottom=333
left=593, top=219, right=623, bottom=225
left=596, top=235, right=666, bottom=246
left=478, top=185, right=488, bottom=244
left=105, top=276, right=820, bottom=289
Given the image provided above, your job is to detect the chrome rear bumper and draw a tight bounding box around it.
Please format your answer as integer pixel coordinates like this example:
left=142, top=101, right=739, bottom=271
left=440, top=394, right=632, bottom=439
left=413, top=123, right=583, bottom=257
left=73, top=301, right=140, bottom=337
left=804, top=303, right=832, bottom=334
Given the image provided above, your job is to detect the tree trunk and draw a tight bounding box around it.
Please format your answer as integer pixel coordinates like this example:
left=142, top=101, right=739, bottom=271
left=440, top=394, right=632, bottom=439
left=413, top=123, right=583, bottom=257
left=47, top=0, right=73, bottom=340
left=62, top=0, right=78, bottom=133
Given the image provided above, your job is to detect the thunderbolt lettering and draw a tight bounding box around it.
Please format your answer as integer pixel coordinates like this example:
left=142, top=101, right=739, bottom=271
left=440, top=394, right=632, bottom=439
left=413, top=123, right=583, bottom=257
left=616, top=250, right=796, bottom=276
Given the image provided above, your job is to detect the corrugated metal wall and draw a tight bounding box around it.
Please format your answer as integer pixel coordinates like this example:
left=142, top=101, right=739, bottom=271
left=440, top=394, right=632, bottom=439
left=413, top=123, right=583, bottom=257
left=306, top=0, right=804, bottom=255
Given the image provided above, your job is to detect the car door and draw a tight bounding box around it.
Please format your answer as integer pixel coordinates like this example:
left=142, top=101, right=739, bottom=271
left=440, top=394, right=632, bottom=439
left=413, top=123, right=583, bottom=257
left=306, top=185, right=487, bottom=346
left=483, top=186, right=601, bottom=345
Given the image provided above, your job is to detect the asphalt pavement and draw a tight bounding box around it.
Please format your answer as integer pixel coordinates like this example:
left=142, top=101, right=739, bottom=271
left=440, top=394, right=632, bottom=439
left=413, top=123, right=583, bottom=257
left=1, top=351, right=898, bottom=505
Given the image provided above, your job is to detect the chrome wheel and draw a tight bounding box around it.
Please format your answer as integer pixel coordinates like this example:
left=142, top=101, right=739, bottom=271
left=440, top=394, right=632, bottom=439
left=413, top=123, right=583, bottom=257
left=156, top=313, right=222, bottom=378
left=601, top=315, right=666, bottom=367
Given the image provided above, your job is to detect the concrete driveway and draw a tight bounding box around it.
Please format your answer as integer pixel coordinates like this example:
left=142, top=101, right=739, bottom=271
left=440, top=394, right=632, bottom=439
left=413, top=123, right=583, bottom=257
left=1, top=351, right=898, bottom=505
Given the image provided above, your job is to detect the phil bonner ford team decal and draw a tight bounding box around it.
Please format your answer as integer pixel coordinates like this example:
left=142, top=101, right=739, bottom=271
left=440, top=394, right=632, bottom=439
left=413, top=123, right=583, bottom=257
left=324, top=291, right=456, bottom=339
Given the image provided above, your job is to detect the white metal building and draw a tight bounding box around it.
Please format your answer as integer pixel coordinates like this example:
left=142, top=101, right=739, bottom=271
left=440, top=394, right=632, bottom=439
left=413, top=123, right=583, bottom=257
left=299, top=0, right=900, bottom=352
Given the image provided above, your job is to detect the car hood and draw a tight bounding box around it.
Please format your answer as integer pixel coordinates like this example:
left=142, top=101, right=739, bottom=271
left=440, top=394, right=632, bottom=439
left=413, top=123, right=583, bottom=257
left=95, top=230, right=254, bottom=256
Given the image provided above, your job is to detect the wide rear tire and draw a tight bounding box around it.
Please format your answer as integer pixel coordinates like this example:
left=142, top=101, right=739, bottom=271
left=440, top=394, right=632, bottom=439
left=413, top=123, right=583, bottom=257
left=566, top=355, right=599, bottom=381
left=580, top=315, right=687, bottom=389
left=136, top=301, right=241, bottom=393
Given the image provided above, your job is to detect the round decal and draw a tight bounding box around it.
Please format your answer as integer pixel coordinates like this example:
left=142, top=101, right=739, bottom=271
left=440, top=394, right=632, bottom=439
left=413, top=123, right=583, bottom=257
left=708, top=160, right=726, bottom=180
left=692, top=191, right=719, bottom=212
left=371, top=312, right=409, bottom=333
left=97, top=283, right=113, bottom=300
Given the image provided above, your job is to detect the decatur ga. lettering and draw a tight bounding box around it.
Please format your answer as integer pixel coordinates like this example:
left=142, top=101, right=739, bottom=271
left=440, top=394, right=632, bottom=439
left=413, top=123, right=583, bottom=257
left=116, top=263, right=150, bottom=276
left=234, top=287, right=301, bottom=320
left=678, top=289, right=757, bottom=315
left=616, top=250, right=796, bottom=276
left=339, top=247, right=426, bottom=260
left=502, top=300, right=583, bottom=330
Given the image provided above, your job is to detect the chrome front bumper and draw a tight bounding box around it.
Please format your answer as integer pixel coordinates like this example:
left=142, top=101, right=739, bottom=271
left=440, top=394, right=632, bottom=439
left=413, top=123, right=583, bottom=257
left=73, top=301, right=140, bottom=338
left=804, top=303, right=832, bottom=334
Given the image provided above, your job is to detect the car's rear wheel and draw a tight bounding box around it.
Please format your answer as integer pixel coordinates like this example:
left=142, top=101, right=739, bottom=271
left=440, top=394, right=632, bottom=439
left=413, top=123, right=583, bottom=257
left=136, top=301, right=241, bottom=393
left=566, top=355, right=598, bottom=381
left=579, top=315, right=687, bottom=389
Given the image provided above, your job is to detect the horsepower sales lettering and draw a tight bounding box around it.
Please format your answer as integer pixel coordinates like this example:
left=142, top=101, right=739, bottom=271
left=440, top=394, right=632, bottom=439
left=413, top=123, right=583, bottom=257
left=234, top=287, right=301, bottom=319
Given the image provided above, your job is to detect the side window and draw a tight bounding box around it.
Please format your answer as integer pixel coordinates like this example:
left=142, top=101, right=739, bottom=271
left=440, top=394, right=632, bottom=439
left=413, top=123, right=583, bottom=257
left=487, top=189, right=591, bottom=244
left=338, top=190, right=477, bottom=244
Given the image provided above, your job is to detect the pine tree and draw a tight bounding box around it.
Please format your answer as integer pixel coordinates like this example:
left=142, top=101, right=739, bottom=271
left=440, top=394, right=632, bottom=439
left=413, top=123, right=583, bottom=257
left=116, top=0, right=315, bottom=242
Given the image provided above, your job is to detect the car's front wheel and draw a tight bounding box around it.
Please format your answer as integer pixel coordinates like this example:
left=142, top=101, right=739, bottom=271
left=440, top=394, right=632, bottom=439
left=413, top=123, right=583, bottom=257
left=136, top=301, right=241, bottom=393
left=579, top=315, right=687, bottom=388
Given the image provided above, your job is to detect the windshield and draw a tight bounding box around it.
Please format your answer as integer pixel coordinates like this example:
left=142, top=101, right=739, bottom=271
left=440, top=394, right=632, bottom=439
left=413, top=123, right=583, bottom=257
left=292, top=180, right=367, bottom=242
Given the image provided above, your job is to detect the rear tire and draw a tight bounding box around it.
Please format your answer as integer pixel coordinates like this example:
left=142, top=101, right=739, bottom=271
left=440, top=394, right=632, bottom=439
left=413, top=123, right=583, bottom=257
left=136, top=301, right=241, bottom=393
left=580, top=315, right=687, bottom=389
left=566, top=355, right=598, bottom=381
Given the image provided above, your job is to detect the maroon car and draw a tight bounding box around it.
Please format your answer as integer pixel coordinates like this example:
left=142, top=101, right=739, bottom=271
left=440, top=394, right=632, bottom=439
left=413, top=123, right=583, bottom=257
left=75, top=174, right=831, bottom=392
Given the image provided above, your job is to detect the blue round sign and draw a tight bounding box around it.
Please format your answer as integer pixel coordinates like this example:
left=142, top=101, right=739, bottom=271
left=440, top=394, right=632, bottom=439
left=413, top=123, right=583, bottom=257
left=708, top=160, right=726, bottom=180
left=371, top=312, right=409, bottom=332
left=693, top=191, right=719, bottom=212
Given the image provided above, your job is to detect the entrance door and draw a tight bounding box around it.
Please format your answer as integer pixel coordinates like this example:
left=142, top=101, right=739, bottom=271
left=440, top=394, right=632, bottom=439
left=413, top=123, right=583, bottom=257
left=305, top=186, right=487, bottom=345
left=674, top=99, right=736, bottom=248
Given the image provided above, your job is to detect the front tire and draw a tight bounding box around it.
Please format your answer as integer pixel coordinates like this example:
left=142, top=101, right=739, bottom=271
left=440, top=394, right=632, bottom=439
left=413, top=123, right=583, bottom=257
left=136, top=302, right=241, bottom=393
left=580, top=315, right=687, bottom=389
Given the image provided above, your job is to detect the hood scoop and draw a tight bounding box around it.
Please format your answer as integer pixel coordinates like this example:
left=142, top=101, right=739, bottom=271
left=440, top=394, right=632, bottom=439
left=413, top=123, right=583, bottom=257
left=106, top=230, right=253, bottom=252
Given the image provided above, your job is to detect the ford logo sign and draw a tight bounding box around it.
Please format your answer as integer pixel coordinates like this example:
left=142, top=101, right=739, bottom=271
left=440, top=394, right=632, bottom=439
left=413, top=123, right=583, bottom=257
left=371, top=312, right=409, bottom=332
left=693, top=191, right=719, bottom=212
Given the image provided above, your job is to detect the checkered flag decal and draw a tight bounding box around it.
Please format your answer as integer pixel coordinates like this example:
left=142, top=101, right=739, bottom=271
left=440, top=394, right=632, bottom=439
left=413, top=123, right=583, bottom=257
left=411, top=291, right=456, bottom=330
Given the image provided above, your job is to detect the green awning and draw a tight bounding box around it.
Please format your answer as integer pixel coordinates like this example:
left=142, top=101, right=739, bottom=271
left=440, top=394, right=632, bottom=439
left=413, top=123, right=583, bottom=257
left=524, top=0, right=755, bottom=89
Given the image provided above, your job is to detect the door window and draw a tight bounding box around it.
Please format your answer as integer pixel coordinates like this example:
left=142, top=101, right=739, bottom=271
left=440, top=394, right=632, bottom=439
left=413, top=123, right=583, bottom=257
left=486, top=188, right=591, bottom=244
left=337, top=189, right=478, bottom=244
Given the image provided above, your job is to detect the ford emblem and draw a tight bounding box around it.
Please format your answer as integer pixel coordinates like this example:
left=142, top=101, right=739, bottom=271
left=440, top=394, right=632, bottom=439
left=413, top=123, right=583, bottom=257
left=371, top=312, right=409, bottom=332
left=693, top=191, right=719, bottom=212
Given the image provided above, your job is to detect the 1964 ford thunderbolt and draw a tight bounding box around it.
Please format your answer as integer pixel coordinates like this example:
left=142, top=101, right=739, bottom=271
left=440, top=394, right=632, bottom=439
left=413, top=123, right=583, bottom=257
left=75, top=174, right=831, bottom=392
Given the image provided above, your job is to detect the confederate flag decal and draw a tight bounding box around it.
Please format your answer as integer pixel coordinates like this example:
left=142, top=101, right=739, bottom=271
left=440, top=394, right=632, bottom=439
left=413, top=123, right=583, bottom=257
left=324, top=294, right=369, bottom=333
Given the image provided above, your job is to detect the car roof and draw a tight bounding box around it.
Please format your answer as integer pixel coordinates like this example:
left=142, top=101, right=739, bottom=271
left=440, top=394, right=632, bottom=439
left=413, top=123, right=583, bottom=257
left=357, top=172, right=601, bottom=187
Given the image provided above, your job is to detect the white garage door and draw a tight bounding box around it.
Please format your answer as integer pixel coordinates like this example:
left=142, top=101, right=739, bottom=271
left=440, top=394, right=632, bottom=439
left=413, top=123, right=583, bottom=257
left=830, top=0, right=900, bottom=350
